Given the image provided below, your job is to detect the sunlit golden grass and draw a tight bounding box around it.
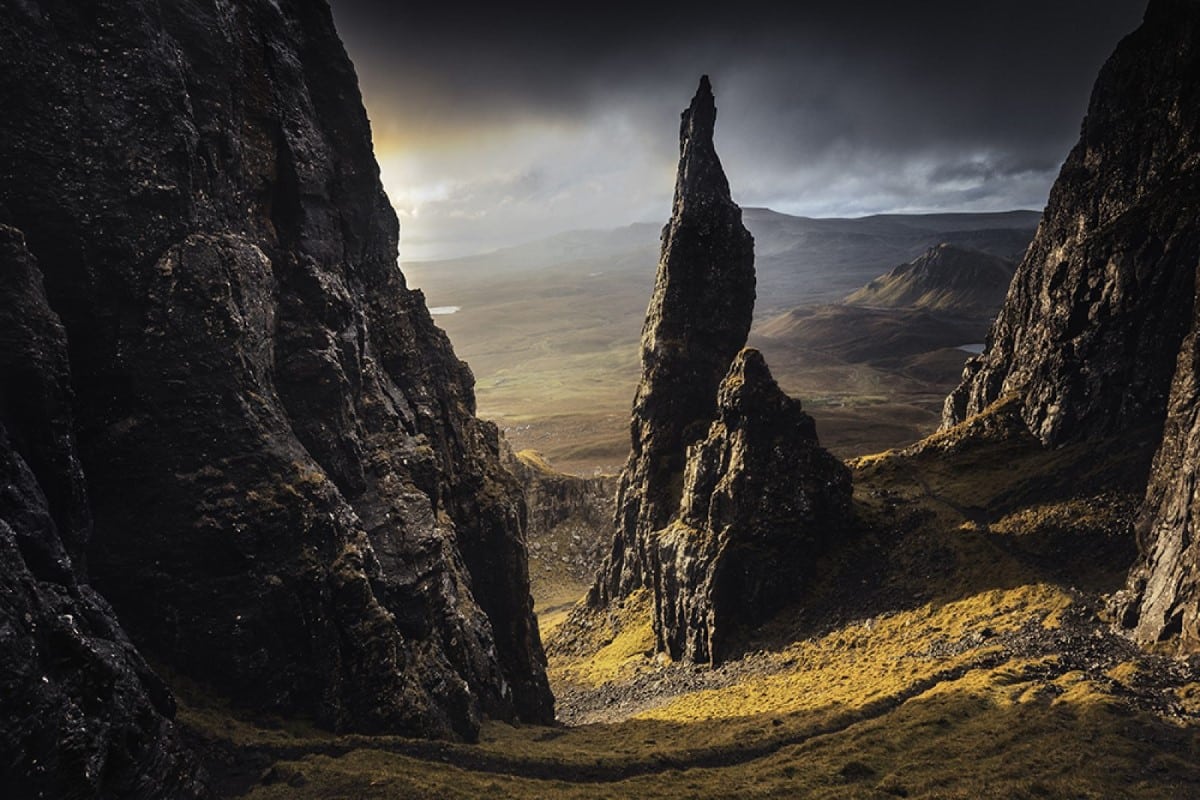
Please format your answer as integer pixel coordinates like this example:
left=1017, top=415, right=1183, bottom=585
left=549, top=589, right=657, bottom=688
left=637, top=585, right=1070, bottom=725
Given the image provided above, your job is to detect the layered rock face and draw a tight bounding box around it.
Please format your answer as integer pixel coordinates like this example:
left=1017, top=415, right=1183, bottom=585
left=942, top=0, right=1200, bottom=446
left=0, top=227, right=206, bottom=797
left=1113, top=4, right=1200, bottom=645
left=591, top=76, right=756, bottom=606
left=655, top=350, right=852, bottom=663
left=589, top=77, right=852, bottom=663
left=1117, top=290, right=1200, bottom=643
left=0, top=0, right=551, bottom=744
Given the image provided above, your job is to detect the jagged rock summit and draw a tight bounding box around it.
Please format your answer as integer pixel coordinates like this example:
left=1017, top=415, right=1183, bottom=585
left=587, top=77, right=853, bottom=663
left=0, top=1, right=552, bottom=780
left=935, top=0, right=1200, bottom=647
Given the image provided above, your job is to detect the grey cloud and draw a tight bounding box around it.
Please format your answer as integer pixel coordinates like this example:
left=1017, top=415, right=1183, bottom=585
left=331, top=0, right=1149, bottom=258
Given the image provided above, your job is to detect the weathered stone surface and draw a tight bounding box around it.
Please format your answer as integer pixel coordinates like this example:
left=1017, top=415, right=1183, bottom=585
left=655, top=349, right=852, bottom=663
left=591, top=75, right=756, bottom=606
left=0, top=0, right=550, bottom=740
left=1115, top=279, right=1200, bottom=643
left=0, top=225, right=207, bottom=798
left=942, top=0, right=1200, bottom=446
left=1111, top=0, right=1200, bottom=648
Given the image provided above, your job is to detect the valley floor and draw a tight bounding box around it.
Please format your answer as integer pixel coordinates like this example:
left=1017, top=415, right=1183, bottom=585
left=181, top=401, right=1200, bottom=799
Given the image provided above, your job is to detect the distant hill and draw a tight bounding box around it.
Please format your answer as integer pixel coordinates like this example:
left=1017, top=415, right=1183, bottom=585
left=743, top=208, right=1037, bottom=311
left=844, top=243, right=1016, bottom=314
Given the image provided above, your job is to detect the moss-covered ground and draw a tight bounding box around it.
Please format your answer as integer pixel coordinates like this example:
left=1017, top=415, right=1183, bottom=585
left=180, top=401, right=1200, bottom=798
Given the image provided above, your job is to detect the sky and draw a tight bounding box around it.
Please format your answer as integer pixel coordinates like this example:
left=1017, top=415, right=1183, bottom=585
left=330, top=1, right=1150, bottom=261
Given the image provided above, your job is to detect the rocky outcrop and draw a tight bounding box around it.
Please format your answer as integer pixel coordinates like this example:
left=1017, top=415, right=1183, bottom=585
left=591, top=76, right=756, bottom=607
left=0, top=226, right=207, bottom=797
left=0, top=0, right=550, bottom=742
left=1111, top=2, right=1200, bottom=647
left=930, top=1, right=1200, bottom=646
left=942, top=0, right=1200, bottom=446
left=845, top=243, right=1016, bottom=316
left=506, top=450, right=616, bottom=590
left=586, top=77, right=853, bottom=663
left=655, top=350, right=852, bottom=663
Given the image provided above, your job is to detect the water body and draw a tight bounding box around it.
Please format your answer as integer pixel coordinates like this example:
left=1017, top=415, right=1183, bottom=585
left=957, top=343, right=985, bottom=354
left=429, top=306, right=461, bottom=316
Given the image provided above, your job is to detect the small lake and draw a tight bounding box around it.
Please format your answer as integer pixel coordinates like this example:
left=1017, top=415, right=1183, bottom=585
left=429, top=306, right=461, bottom=316
left=957, top=343, right=985, bottom=354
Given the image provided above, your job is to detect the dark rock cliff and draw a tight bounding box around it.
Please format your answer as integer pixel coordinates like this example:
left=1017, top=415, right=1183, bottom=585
left=1116, top=281, right=1200, bottom=644
left=942, top=0, right=1200, bottom=446
left=0, top=0, right=551, bottom=747
left=1112, top=1, right=1200, bottom=641
left=591, top=76, right=757, bottom=606
left=0, top=226, right=207, bottom=797
left=933, top=0, right=1200, bottom=647
left=655, top=349, right=852, bottom=663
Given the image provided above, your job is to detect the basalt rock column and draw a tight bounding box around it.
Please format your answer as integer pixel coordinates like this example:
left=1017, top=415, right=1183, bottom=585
left=591, top=75, right=756, bottom=606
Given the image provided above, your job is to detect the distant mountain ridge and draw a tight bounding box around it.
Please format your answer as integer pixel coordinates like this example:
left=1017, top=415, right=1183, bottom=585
left=405, top=208, right=1040, bottom=311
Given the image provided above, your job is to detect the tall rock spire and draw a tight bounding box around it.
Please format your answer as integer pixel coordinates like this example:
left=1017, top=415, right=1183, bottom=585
left=591, top=76, right=756, bottom=606
left=586, top=78, right=852, bottom=664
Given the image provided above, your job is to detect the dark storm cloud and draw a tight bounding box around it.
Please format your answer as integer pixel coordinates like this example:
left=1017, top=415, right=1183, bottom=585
left=329, top=0, right=1149, bottom=259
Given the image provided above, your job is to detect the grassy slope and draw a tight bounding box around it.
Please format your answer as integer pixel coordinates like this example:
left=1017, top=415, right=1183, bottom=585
left=183, top=399, right=1200, bottom=798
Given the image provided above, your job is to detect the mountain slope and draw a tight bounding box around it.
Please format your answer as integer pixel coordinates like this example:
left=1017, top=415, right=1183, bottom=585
left=845, top=243, right=1016, bottom=314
